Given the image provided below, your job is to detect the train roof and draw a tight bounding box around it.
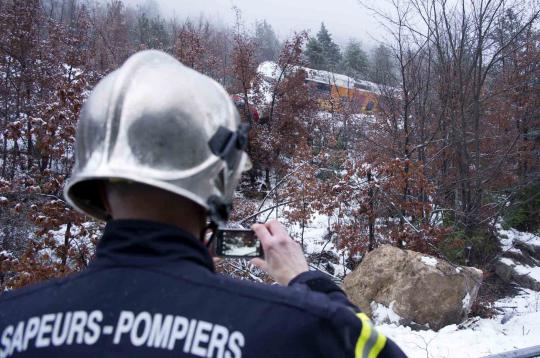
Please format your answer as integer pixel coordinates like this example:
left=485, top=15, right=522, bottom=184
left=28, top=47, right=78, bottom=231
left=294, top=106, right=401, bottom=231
left=256, top=61, right=382, bottom=93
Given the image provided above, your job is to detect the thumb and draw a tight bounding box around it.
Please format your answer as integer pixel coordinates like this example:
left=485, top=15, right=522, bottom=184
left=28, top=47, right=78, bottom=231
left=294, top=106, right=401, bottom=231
left=250, top=257, right=268, bottom=272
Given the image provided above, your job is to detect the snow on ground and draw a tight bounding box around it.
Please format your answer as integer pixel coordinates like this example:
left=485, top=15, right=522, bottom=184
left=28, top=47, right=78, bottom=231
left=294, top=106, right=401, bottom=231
left=500, top=257, right=540, bottom=282
left=377, top=289, right=540, bottom=357
left=285, top=213, right=540, bottom=357
left=497, top=226, right=540, bottom=283
left=513, top=264, right=540, bottom=282
left=371, top=301, right=402, bottom=324
left=286, top=213, right=351, bottom=279
left=498, top=225, right=540, bottom=251
left=257, top=61, right=280, bottom=81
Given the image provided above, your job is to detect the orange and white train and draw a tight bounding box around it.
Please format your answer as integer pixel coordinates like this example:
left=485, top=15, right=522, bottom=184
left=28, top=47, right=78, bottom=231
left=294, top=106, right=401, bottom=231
left=257, top=61, right=381, bottom=114
left=302, top=67, right=380, bottom=113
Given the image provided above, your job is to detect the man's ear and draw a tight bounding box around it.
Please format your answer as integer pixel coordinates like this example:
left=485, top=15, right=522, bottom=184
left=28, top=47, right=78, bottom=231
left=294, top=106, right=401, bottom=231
left=99, top=181, right=113, bottom=220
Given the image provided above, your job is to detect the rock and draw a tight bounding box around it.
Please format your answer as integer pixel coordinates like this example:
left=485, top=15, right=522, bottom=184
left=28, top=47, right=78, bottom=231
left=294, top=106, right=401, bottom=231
left=342, top=245, right=483, bottom=331
left=494, top=233, right=540, bottom=291
left=494, top=257, right=540, bottom=291
left=514, top=240, right=540, bottom=262
left=308, top=250, right=340, bottom=265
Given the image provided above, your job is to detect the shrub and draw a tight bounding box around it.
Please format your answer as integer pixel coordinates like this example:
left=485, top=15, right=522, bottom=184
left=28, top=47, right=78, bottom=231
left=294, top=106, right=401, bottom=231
left=504, top=183, right=540, bottom=233
left=438, top=229, right=500, bottom=267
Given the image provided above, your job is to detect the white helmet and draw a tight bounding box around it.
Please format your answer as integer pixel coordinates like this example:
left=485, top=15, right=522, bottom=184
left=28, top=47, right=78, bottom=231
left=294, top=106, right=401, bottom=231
left=64, top=50, right=250, bottom=223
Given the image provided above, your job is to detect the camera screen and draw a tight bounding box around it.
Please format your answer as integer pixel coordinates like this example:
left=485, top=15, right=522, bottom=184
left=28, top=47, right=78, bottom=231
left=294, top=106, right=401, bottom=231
left=220, top=230, right=261, bottom=257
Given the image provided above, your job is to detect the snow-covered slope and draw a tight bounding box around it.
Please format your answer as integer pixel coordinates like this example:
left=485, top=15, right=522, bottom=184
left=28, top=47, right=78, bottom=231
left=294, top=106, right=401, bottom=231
left=497, top=226, right=540, bottom=288
left=290, top=213, right=540, bottom=357
left=377, top=289, right=540, bottom=357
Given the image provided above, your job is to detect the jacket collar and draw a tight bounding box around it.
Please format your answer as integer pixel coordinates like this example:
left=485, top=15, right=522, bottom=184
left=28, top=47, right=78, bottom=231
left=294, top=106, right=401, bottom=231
left=94, top=219, right=214, bottom=272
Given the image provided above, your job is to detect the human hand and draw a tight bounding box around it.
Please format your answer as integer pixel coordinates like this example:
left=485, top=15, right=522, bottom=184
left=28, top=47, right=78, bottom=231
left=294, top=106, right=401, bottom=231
left=250, top=220, right=309, bottom=286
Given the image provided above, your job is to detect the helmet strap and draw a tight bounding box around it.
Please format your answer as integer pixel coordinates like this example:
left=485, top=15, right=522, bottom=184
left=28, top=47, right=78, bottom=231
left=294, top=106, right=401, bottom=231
left=205, top=195, right=231, bottom=248
left=208, top=123, right=250, bottom=169
left=205, top=123, right=249, bottom=248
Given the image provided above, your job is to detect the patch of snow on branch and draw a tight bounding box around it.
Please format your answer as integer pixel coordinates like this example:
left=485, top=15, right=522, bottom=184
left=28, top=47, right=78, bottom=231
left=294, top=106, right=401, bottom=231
left=421, top=256, right=438, bottom=267
left=0, top=250, right=15, bottom=259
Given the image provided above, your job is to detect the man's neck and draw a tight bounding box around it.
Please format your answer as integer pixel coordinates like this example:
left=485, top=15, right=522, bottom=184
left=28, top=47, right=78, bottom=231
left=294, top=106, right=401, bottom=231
left=105, top=183, right=208, bottom=239
left=111, top=212, right=205, bottom=239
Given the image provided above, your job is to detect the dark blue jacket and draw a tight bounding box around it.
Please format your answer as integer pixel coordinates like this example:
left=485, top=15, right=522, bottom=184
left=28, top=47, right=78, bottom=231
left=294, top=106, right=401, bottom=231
left=0, top=220, right=406, bottom=357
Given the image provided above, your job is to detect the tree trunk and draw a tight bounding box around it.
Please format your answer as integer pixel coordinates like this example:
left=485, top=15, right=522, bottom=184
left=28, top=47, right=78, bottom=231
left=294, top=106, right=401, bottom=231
left=62, top=222, right=72, bottom=273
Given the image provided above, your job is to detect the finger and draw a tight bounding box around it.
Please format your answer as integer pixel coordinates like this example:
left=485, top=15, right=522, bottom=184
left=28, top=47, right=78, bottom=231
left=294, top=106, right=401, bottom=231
left=266, top=219, right=289, bottom=238
left=250, top=257, right=268, bottom=272
left=212, top=257, right=222, bottom=265
left=252, top=223, right=272, bottom=247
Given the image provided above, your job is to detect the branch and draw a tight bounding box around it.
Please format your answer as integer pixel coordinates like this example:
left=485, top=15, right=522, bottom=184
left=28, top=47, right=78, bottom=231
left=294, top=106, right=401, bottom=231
left=257, top=161, right=308, bottom=212
left=239, top=199, right=298, bottom=224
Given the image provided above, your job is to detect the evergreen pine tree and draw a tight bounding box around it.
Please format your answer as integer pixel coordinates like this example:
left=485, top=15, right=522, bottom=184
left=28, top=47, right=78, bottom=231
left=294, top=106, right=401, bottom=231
left=316, top=23, right=341, bottom=70
left=305, top=23, right=341, bottom=71
left=341, top=39, right=369, bottom=78
left=305, top=36, right=325, bottom=69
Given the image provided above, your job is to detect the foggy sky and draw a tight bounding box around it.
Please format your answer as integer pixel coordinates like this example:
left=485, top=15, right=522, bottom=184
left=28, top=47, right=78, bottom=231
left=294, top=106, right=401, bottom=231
left=122, top=0, right=392, bottom=48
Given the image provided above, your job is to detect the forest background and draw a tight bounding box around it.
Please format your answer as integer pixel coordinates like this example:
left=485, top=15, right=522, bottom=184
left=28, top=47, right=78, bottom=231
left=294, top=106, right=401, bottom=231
left=1, top=0, right=539, bottom=312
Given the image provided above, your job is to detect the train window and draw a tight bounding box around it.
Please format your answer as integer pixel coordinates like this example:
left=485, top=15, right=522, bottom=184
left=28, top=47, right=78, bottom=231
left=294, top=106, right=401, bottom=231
left=366, top=101, right=375, bottom=111
left=316, top=82, right=331, bottom=94
left=354, top=83, right=370, bottom=90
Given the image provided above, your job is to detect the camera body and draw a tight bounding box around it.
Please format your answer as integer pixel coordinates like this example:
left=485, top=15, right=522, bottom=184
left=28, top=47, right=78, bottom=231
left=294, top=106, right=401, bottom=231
left=215, top=228, right=264, bottom=258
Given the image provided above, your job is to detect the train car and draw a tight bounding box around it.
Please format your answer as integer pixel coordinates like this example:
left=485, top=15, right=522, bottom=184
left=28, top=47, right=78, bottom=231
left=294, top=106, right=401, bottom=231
left=255, top=61, right=382, bottom=115
left=302, top=67, right=380, bottom=113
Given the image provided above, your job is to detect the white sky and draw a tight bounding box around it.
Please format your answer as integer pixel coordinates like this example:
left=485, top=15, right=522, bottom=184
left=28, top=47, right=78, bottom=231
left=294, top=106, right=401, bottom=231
left=122, top=0, right=394, bottom=48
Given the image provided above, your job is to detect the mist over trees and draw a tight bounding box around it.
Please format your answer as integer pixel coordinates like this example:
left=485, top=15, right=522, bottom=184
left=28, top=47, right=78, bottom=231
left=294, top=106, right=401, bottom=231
left=303, top=23, right=397, bottom=86
left=368, top=44, right=397, bottom=85
left=342, top=39, right=370, bottom=78
left=0, top=0, right=539, bottom=302
left=253, top=20, right=281, bottom=63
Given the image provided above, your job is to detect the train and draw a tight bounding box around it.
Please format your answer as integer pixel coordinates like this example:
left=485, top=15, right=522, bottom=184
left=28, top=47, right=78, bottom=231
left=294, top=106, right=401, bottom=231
left=302, top=67, right=381, bottom=113
left=231, top=62, right=382, bottom=121
left=258, top=61, right=381, bottom=114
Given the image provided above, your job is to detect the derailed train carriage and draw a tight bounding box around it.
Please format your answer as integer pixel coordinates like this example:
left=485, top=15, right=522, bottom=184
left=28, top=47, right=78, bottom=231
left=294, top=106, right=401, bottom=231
left=246, top=61, right=383, bottom=119
left=302, top=67, right=380, bottom=113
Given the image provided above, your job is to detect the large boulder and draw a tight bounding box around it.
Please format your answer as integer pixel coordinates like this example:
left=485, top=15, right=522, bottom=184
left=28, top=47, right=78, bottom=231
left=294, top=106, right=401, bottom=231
left=342, top=245, right=483, bottom=331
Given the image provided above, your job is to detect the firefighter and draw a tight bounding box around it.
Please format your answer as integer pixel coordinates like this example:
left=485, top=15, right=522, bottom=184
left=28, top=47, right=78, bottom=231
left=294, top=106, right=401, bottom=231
left=0, top=50, right=406, bottom=358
